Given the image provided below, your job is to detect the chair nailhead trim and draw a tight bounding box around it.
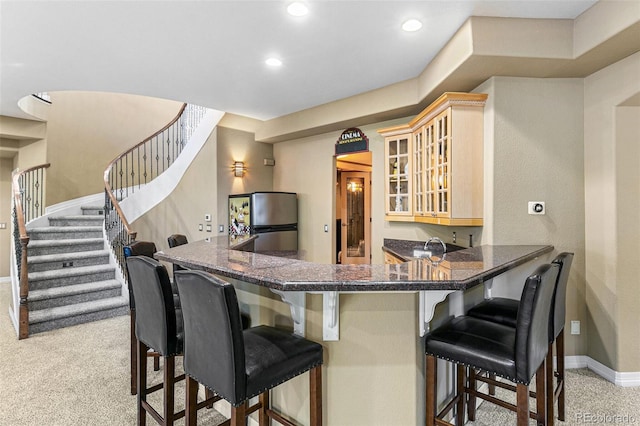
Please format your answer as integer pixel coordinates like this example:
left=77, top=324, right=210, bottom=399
left=425, top=352, right=531, bottom=385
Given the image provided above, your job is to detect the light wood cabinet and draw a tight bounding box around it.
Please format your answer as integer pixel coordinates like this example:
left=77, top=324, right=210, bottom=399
left=379, top=92, right=487, bottom=226
left=383, top=128, right=412, bottom=218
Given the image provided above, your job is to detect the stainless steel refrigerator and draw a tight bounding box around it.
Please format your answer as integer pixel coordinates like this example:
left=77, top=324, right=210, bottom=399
left=229, top=192, right=298, bottom=251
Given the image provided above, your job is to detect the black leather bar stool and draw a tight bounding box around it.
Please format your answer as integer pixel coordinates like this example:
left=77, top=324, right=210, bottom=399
left=467, top=252, right=574, bottom=425
left=174, top=269, right=324, bottom=426
left=124, top=241, right=161, bottom=395
left=167, top=234, right=188, bottom=274
left=425, top=263, right=560, bottom=426
left=127, top=256, right=219, bottom=425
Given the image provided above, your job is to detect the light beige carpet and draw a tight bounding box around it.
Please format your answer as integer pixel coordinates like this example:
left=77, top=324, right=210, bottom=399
left=2, top=282, right=639, bottom=425
left=0, top=282, right=226, bottom=426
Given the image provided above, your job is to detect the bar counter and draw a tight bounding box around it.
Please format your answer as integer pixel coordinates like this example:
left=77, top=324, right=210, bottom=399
left=154, top=235, right=554, bottom=425
left=154, top=235, right=552, bottom=292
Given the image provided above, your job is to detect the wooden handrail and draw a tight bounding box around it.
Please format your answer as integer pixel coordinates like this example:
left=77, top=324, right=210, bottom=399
left=103, top=103, right=187, bottom=238
left=12, top=163, right=50, bottom=339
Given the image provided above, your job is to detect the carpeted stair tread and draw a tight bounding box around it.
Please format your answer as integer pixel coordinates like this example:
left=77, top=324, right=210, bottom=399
left=48, top=215, right=104, bottom=220
left=28, top=238, right=104, bottom=248
left=28, top=296, right=128, bottom=324
left=28, top=250, right=110, bottom=264
left=29, top=225, right=103, bottom=233
left=29, top=280, right=122, bottom=301
left=29, top=264, right=115, bottom=281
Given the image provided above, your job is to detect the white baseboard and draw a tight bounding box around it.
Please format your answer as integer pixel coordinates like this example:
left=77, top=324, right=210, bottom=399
left=565, top=355, right=640, bottom=387
left=0, top=276, right=11, bottom=284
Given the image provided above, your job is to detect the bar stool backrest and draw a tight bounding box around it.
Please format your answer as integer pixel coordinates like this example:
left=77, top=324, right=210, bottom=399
left=515, top=262, right=560, bottom=383
left=175, top=269, right=247, bottom=405
left=551, top=252, right=574, bottom=340
left=126, top=256, right=180, bottom=357
left=167, top=234, right=188, bottom=273
left=124, top=241, right=158, bottom=310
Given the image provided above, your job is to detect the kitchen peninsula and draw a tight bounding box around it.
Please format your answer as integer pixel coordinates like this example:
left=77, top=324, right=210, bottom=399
left=155, top=236, right=552, bottom=425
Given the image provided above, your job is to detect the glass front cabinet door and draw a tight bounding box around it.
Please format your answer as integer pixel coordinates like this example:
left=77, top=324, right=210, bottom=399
left=378, top=92, right=487, bottom=225
left=382, top=128, right=412, bottom=218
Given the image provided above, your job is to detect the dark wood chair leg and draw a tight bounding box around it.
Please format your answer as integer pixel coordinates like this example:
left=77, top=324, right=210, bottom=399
left=536, top=361, right=546, bottom=426
left=467, top=368, right=477, bottom=421
left=164, top=356, right=176, bottom=425
left=426, top=355, right=437, bottom=426
left=231, top=401, right=247, bottom=426
left=310, top=365, right=323, bottom=426
left=456, top=364, right=466, bottom=426
left=259, top=392, right=269, bottom=426
left=546, top=343, right=555, bottom=426
left=557, top=328, right=566, bottom=421
left=185, top=376, right=199, bottom=426
left=137, top=339, right=148, bottom=426
left=516, top=383, right=529, bottom=426
left=131, top=310, right=137, bottom=395
left=488, top=373, right=496, bottom=395
left=205, top=388, right=214, bottom=409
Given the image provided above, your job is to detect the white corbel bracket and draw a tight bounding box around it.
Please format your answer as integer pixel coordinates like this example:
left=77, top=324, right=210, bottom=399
left=270, top=290, right=306, bottom=337
left=419, top=290, right=455, bottom=336
left=270, top=290, right=340, bottom=341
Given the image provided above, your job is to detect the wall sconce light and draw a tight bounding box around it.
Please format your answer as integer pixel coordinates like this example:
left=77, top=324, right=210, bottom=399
left=233, top=161, right=246, bottom=177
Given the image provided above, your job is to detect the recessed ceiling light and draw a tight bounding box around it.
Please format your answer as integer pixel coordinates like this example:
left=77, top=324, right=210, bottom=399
left=287, top=2, right=308, bottom=17
left=265, top=57, right=283, bottom=67
left=402, top=19, right=422, bottom=32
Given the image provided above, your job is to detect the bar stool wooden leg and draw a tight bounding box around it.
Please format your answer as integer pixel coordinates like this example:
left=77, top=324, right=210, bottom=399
left=163, top=356, right=176, bottom=425
left=516, top=383, right=529, bottom=426
left=426, top=355, right=436, bottom=426
left=258, top=392, right=269, bottom=426
left=557, top=329, right=566, bottom=421
left=231, top=401, right=248, bottom=426
left=546, top=343, right=555, bottom=426
left=467, top=368, right=477, bottom=421
left=205, top=388, right=215, bottom=409
left=536, top=360, right=546, bottom=426
left=456, top=364, right=466, bottom=426
left=185, top=376, right=198, bottom=426
left=310, top=366, right=323, bottom=426
left=137, top=339, right=148, bottom=426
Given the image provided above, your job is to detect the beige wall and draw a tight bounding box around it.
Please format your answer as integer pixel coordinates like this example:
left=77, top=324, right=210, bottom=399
left=584, top=51, right=640, bottom=372
left=45, top=92, right=183, bottom=206
left=0, top=158, right=13, bottom=276
left=477, top=76, right=587, bottom=357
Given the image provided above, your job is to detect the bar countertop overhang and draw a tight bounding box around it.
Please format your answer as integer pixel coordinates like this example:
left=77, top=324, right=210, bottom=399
left=154, top=236, right=553, bottom=292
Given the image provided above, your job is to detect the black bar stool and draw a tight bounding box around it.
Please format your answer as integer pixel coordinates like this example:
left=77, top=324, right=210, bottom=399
left=124, top=241, right=161, bottom=395
left=174, top=269, right=324, bottom=426
left=467, top=252, right=574, bottom=424
left=425, top=262, right=560, bottom=426
left=127, top=256, right=218, bottom=425
left=167, top=234, right=189, bottom=274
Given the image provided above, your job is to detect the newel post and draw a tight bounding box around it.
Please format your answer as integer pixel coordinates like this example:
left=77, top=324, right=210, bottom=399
left=18, top=235, right=30, bottom=339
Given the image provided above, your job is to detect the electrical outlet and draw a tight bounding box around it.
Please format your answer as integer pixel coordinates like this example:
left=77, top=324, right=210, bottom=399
left=528, top=201, right=545, bottom=215
left=204, top=214, right=211, bottom=222
left=571, top=320, right=580, bottom=335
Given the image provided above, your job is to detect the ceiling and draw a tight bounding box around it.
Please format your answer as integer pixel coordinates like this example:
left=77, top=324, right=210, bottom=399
left=0, top=1, right=599, bottom=123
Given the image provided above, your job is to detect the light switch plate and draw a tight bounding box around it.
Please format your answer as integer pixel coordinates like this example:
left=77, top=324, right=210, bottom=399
left=198, top=224, right=203, bottom=231
left=204, top=214, right=212, bottom=222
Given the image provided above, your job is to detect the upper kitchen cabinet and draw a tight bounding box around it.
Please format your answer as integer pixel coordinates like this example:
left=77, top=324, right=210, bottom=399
left=379, top=92, right=487, bottom=226
left=382, top=125, right=413, bottom=218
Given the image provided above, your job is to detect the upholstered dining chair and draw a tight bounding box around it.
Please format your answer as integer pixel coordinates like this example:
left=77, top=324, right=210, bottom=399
left=466, top=252, right=574, bottom=425
left=425, top=262, right=560, bottom=426
left=127, top=256, right=219, bottom=425
left=174, top=269, right=324, bottom=426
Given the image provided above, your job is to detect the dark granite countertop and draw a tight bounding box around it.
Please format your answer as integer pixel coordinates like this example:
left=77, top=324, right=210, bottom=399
left=155, top=236, right=553, bottom=292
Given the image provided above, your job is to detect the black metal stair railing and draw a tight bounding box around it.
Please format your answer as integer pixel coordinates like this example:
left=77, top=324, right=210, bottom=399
left=11, top=163, right=51, bottom=339
left=103, top=103, right=207, bottom=276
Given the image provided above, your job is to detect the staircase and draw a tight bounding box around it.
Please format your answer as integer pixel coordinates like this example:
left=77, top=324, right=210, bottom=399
left=26, top=206, right=128, bottom=334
